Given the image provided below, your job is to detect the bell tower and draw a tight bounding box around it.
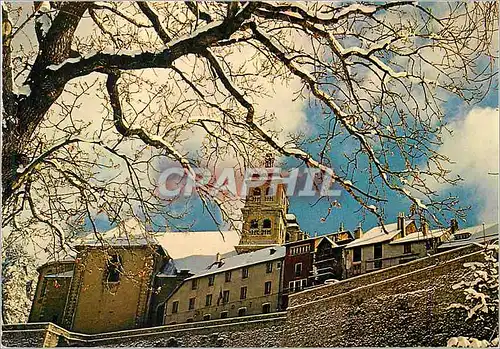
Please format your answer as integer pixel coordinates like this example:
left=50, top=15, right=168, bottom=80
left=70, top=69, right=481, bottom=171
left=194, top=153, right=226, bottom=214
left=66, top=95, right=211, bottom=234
left=235, top=155, right=290, bottom=254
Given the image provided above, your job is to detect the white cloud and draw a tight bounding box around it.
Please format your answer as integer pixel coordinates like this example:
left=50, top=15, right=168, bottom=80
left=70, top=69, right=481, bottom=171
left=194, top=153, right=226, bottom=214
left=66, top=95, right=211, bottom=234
left=436, top=107, right=499, bottom=222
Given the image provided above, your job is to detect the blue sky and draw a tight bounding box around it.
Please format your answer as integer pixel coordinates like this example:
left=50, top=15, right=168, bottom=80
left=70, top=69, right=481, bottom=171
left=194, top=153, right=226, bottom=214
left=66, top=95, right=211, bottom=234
left=89, top=3, right=499, bottom=236
left=92, top=85, right=497, bottom=236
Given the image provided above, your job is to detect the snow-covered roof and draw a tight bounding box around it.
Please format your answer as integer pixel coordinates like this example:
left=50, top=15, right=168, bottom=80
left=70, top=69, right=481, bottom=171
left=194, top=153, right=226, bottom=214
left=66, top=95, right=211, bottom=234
left=37, top=255, right=76, bottom=271
left=155, top=230, right=240, bottom=259
left=81, top=235, right=158, bottom=247
left=327, top=229, right=356, bottom=242
left=389, top=228, right=446, bottom=244
left=185, top=246, right=285, bottom=280
left=78, top=218, right=157, bottom=247
left=76, top=219, right=240, bottom=261
left=99, top=218, right=147, bottom=238
left=439, top=223, right=498, bottom=250
left=317, top=236, right=340, bottom=248
left=345, top=220, right=413, bottom=249
left=45, top=270, right=73, bottom=278
left=158, top=251, right=239, bottom=277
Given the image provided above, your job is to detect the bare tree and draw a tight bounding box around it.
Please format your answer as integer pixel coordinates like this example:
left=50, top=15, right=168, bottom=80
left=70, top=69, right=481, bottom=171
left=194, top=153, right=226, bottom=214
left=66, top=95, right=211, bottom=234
left=2, top=1, right=498, bottom=253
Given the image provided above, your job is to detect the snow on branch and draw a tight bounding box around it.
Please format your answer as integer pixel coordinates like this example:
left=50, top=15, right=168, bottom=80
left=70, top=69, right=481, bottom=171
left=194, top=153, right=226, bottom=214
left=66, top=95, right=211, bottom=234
left=203, top=46, right=386, bottom=221
left=250, top=23, right=435, bottom=224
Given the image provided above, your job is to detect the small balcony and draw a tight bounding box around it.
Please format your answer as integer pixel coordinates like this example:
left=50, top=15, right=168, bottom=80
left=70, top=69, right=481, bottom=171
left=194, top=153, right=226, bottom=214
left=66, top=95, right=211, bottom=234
left=249, top=228, right=260, bottom=235
left=264, top=195, right=274, bottom=202
left=262, top=228, right=272, bottom=235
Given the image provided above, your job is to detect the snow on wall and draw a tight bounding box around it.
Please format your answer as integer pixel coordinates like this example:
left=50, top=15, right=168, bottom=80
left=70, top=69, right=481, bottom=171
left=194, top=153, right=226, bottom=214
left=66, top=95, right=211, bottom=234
left=284, top=245, right=495, bottom=347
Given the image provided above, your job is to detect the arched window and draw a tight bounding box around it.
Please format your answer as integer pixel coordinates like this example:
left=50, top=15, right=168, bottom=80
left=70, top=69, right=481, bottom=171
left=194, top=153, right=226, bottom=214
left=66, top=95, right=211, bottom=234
left=285, top=233, right=291, bottom=242
left=252, top=188, right=261, bottom=197
left=106, top=254, right=123, bottom=282
left=263, top=219, right=272, bottom=229
left=264, top=187, right=274, bottom=201
left=250, top=219, right=258, bottom=229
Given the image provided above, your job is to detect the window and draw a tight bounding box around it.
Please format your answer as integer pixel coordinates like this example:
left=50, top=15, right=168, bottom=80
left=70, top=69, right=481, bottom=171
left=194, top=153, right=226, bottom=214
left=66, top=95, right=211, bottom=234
left=40, top=279, right=48, bottom=298
left=208, top=275, right=215, bottom=286
left=220, top=311, right=228, bottom=319
left=289, top=279, right=307, bottom=293
left=353, top=247, right=362, bottom=262
left=266, top=262, right=273, bottom=273
left=404, top=242, right=412, bottom=254
left=222, top=290, right=230, bottom=304
left=172, top=301, right=179, bottom=313
left=250, top=219, right=259, bottom=229
left=374, top=243, right=383, bottom=259
left=187, top=318, right=194, bottom=323
left=225, top=271, right=232, bottom=282
left=263, top=219, right=272, bottom=229
left=242, top=267, right=249, bottom=279
left=238, top=307, right=247, bottom=317
left=262, top=303, right=271, bottom=314
left=188, top=297, right=195, bottom=310
left=264, top=281, right=272, bottom=295
left=277, top=261, right=282, bottom=269
left=106, top=254, right=123, bottom=282
left=203, top=314, right=211, bottom=321
left=455, top=232, right=472, bottom=240
left=290, top=245, right=311, bottom=256
left=240, top=286, right=247, bottom=300
left=205, top=294, right=212, bottom=306
left=295, top=263, right=302, bottom=277
left=191, top=279, right=198, bottom=290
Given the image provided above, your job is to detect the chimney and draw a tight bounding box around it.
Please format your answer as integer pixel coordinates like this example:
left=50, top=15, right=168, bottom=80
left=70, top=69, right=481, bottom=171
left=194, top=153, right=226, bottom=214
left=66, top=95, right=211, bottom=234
left=215, top=252, right=221, bottom=263
left=421, top=218, right=429, bottom=236
left=339, top=222, right=344, bottom=232
left=450, top=219, right=458, bottom=235
left=354, top=224, right=363, bottom=239
left=397, top=212, right=406, bottom=237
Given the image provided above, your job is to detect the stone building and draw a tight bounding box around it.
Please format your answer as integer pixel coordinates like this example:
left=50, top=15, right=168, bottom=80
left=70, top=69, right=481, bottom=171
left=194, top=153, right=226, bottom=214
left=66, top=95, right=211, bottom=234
left=163, top=246, right=285, bottom=324
left=28, top=220, right=241, bottom=334
left=344, top=213, right=446, bottom=276
left=28, top=258, right=75, bottom=325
